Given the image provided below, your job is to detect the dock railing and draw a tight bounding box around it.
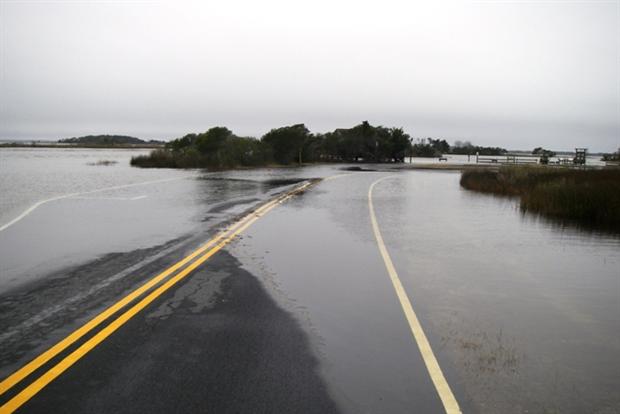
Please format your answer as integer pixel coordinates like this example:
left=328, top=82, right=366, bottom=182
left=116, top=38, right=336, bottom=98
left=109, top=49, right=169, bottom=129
left=476, top=153, right=539, bottom=164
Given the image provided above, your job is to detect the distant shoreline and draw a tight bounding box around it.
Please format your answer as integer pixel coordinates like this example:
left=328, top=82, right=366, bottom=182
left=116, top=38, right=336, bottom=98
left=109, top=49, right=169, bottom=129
left=0, top=142, right=164, bottom=149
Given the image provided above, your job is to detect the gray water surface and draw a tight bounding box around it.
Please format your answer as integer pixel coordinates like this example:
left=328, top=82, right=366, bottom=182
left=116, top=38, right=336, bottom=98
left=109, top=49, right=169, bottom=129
left=1, top=149, right=617, bottom=413
left=375, top=171, right=620, bottom=413
left=0, top=148, right=336, bottom=291
left=232, top=170, right=620, bottom=414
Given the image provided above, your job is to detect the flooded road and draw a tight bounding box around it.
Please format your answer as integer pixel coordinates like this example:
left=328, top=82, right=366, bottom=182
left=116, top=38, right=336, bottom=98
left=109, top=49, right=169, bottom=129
left=231, top=170, right=620, bottom=413
left=370, top=172, right=620, bottom=413
left=0, top=150, right=618, bottom=413
left=0, top=148, right=329, bottom=291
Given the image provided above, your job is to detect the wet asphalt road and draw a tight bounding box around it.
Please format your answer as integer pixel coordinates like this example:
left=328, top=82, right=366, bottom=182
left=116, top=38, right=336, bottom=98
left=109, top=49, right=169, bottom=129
left=8, top=250, right=340, bottom=413
left=1, top=166, right=619, bottom=413
left=0, top=167, right=451, bottom=414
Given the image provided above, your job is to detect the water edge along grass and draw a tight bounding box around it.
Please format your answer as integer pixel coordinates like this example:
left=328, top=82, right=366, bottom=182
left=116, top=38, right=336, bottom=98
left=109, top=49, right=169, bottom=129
left=460, top=166, right=620, bottom=233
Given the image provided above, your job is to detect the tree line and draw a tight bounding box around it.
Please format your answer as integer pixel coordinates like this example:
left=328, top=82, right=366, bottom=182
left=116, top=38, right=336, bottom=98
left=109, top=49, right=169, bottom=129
left=601, top=148, right=620, bottom=162
left=59, top=135, right=164, bottom=145
left=131, top=121, right=505, bottom=168
left=410, top=138, right=506, bottom=157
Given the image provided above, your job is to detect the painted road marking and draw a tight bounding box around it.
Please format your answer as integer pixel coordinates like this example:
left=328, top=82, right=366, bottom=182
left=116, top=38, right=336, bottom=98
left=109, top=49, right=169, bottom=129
left=0, top=182, right=311, bottom=411
left=368, top=175, right=461, bottom=414
left=0, top=177, right=189, bottom=233
left=0, top=230, right=194, bottom=345
left=70, top=195, right=148, bottom=201
left=0, top=226, right=228, bottom=396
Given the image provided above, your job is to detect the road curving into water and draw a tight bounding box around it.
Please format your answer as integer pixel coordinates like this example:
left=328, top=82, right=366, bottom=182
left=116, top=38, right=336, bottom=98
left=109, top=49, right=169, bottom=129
left=369, top=175, right=461, bottom=414
left=0, top=165, right=618, bottom=413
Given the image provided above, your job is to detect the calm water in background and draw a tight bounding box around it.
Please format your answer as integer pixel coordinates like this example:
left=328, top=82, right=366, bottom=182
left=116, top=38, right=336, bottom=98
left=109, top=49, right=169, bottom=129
left=0, top=148, right=606, bottom=227
left=0, top=148, right=193, bottom=226
left=231, top=170, right=620, bottom=413
left=0, top=148, right=334, bottom=291
left=1, top=148, right=617, bottom=412
left=374, top=172, right=620, bottom=413
left=406, top=153, right=606, bottom=165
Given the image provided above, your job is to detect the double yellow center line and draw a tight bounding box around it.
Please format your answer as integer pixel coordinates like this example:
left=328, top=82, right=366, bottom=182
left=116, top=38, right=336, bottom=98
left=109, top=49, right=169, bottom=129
left=0, top=181, right=312, bottom=413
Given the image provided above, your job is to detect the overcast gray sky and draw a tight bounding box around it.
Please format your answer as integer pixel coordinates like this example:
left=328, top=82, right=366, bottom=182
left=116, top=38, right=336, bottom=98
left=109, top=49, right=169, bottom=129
left=0, top=0, right=618, bottom=151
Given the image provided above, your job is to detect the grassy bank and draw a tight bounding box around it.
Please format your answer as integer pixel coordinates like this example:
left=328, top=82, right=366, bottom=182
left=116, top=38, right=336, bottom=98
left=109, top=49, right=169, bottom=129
left=460, top=166, right=620, bottom=232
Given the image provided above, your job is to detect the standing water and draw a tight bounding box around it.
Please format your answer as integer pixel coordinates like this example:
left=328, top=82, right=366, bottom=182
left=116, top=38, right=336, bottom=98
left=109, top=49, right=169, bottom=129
left=0, top=148, right=191, bottom=226
left=374, top=171, right=620, bottom=413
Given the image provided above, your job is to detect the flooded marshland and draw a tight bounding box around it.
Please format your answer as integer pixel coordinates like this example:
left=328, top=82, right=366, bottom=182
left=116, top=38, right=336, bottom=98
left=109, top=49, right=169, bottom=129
left=1, top=148, right=618, bottom=413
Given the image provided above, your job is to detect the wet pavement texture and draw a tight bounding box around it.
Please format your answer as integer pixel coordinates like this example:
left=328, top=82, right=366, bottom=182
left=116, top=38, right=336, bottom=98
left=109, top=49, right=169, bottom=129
left=231, top=170, right=619, bottom=414
left=14, top=251, right=340, bottom=414
left=1, top=163, right=619, bottom=413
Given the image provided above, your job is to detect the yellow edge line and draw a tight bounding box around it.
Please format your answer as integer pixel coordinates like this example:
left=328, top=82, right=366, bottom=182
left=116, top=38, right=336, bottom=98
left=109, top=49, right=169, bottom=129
left=368, top=175, right=461, bottom=414
left=0, top=182, right=308, bottom=399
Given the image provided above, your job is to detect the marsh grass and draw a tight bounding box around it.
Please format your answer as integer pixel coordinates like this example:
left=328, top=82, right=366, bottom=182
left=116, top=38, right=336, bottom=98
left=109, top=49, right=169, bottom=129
left=130, top=149, right=204, bottom=168
left=460, top=166, right=620, bottom=232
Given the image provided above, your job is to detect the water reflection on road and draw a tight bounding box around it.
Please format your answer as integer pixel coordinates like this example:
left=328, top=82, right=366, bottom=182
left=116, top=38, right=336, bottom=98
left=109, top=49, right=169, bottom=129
left=232, top=169, right=620, bottom=414
left=1, top=150, right=617, bottom=413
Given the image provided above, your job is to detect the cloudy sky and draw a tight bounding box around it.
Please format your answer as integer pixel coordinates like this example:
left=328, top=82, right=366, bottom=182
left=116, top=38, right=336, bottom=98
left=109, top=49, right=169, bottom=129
left=0, top=0, right=618, bottom=151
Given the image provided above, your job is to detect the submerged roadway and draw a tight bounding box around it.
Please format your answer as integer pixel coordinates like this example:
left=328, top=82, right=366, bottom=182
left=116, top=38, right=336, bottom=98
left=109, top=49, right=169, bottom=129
left=0, top=169, right=460, bottom=414
left=1, top=166, right=618, bottom=413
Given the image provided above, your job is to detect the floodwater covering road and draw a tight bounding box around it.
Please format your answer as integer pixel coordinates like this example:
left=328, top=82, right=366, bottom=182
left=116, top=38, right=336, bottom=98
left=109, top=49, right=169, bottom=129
left=230, top=170, right=619, bottom=413
left=0, top=149, right=619, bottom=413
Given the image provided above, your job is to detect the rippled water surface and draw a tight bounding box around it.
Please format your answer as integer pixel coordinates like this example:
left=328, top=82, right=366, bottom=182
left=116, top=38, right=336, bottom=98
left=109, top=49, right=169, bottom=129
left=0, top=148, right=193, bottom=225
left=1, top=149, right=617, bottom=413
left=231, top=170, right=620, bottom=414
left=371, top=172, right=620, bottom=413
left=0, top=148, right=337, bottom=291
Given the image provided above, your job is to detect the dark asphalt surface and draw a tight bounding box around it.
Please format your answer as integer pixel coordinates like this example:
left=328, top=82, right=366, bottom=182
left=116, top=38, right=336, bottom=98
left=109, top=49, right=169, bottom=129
left=13, top=251, right=340, bottom=414
left=0, top=175, right=312, bottom=375
left=0, top=168, right=443, bottom=414
left=0, top=171, right=349, bottom=413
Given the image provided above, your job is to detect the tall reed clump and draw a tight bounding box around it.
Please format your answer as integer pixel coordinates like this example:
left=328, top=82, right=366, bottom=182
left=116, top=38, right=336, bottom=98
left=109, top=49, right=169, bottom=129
left=460, top=166, right=620, bottom=232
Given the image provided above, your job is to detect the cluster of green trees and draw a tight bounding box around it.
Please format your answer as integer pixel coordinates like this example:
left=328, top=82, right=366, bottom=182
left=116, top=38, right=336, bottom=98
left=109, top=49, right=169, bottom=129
left=532, top=147, right=556, bottom=157
left=132, top=121, right=413, bottom=168
left=410, top=138, right=506, bottom=157
left=163, top=127, right=269, bottom=167
left=601, top=148, right=620, bottom=162
left=532, top=147, right=557, bottom=164
left=130, top=121, right=508, bottom=168
left=410, top=138, right=449, bottom=157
